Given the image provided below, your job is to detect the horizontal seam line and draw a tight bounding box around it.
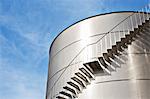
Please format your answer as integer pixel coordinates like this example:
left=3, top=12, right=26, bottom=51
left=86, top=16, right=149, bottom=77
left=95, top=78, right=150, bottom=84
left=51, top=30, right=128, bottom=59
left=122, top=53, right=150, bottom=54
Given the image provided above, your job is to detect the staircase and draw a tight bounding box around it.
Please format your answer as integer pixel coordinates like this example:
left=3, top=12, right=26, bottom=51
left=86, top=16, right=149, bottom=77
left=46, top=10, right=150, bottom=99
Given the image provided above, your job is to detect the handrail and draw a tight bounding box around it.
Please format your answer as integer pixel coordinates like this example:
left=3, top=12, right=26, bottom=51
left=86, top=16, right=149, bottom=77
left=51, top=30, right=129, bottom=60
left=48, top=3, right=150, bottom=98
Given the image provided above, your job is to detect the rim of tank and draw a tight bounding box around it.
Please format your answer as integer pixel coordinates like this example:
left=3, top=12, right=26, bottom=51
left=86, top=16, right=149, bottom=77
left=49, top=11, right=138, bottom=54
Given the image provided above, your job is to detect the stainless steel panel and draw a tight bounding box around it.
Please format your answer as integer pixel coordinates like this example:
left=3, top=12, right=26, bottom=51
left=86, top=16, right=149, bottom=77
left=47, top=12, right=150, bottom=99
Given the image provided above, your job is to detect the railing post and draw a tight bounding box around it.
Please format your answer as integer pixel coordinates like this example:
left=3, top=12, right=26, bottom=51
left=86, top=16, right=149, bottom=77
left=109, top=31, right=112, bottom=50
left=142, top=8, right=145, bottom=23
left=126, top=15, right=130, bottom=33
left=95, top=43, right=97, bottom=58
left=114, top=30, right=117, bottom=45
left=105, top=34, right=107, bottom=53
left=118, top=28, right=121, bottom=41
left=146, top=6, right=149, bottom=20
left=134, top=13, right=138, bottom=28
left=122, top=20, right=125, bottom=37
left=138, top=11, right=142, bottom=25
left=130, top=15, right=134, bottom=31
left=100, top=36, right=102, bottom=56
left=135, top=12, right=139, bottom=28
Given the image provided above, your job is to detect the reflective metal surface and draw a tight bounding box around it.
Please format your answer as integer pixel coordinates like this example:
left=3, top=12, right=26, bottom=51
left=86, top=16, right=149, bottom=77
left=46, top=11, right=150, bottom=99
left=79, top=27, right=150, bottom=99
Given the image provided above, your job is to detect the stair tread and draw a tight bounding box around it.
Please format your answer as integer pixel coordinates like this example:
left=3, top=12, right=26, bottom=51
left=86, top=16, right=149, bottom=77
left=79, top=67, right=95, bottom=79
left=63, top=86, right=76, bottom=95
left=71, top=77, right=86, bottom=88
left=84, top=61, right=104, bottom=74
left=103, top=53, right=112, bottom=63
left=56, top=96, right=66, bottom=99
left=67, top=81, right=81, bottom=92
left=59, top=91, right=72, bottom=98
left=112, top=45, right=120, bottom=55
left=75, top=72, right=89, bottom=83
left=98, top=57, right=108, bottom=68
left=107, top=49, right=115, bottom=58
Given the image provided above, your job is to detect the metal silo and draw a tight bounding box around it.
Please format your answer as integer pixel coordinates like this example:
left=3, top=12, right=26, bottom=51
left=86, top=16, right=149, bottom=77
left=46, top=5, right=150, bottom=99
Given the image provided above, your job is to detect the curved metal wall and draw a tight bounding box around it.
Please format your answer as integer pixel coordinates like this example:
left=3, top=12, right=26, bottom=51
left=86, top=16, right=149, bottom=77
left=78, top=34, right=150, bottom=99
left=47, top=12, right=150, bottom=99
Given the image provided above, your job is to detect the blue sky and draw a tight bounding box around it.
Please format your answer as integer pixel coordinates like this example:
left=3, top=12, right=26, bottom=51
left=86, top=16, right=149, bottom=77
left=0, top=0, right=149, bottom=99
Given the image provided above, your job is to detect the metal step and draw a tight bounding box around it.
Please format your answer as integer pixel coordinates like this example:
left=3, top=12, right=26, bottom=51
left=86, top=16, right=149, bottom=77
left=75, top=72, right=90, bottom=84
left=71, top=77, right=86, bottom=88
left=109, top=58, right=121, bottom=68
left=125, top=34, right=132, bottom=44
left=67, top=84, right=80, bottom=94
left=138, top=25, right=143, bottom=29
left=56, top=95, right=66, bottom=99
left=141, top=29, right=150, bottom=37
left=67, top=81, right=81, bottom=93
left=83, top=61, right=105, bottom=74
left=130, top=31, right=136, bottom=38
left=121, top=38, right=128, bottom=48
left=112, top=45, right=120, bottom=55
left=145, top=19, right=149, bottom=23
left=59, top=91, right=72, bottom=98
left=98, top=57, right=108, bottom=68
left=113, top=54, right=125, bottom=65
left=134, top=28, right=139, bottom=32
left=143, top=27, right=150, bottom=32
left=63, top=86, right=77, bottom=96
left=65, top=90, right=77, bottom=98
left=79, top=67, right=95, bottom=80
left=103, top=53, right=112, bottom=63
left=142, top=27, right=150, bottom=33
left=98, top=57, right=115, bottom=71
left=116, top=42, right=124, bottom=52
left=144, top=24, right=150, bottom=28
left=83, top=63, right=94, bottom=74
left=97, top=60, right=111, bottom=76
left=79, top=71, right=91, bottom=83
left=107, top=49, right=115, bottom=59
left=74, top=75, right=89, bottom=88
left=138, top=24, right=145, bottom=31
left=142, top=21, right=149, bottom=26
left=144, top=21, right=150, bottom=26
left=142, top=22, right=145, bottom=26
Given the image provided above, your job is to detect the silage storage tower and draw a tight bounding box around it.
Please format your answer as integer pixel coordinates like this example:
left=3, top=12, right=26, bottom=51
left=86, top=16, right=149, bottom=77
left=46, top=6, right=150, bottom=99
